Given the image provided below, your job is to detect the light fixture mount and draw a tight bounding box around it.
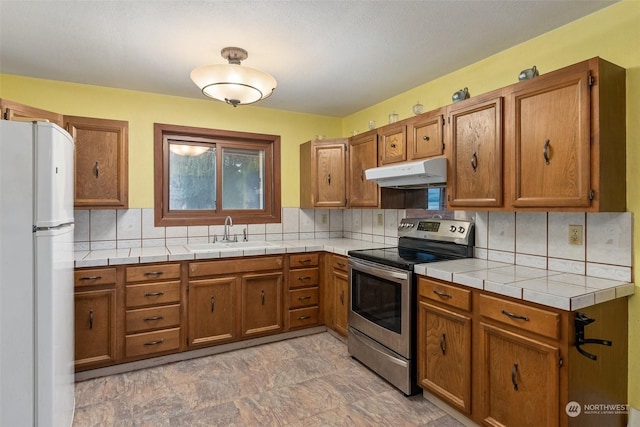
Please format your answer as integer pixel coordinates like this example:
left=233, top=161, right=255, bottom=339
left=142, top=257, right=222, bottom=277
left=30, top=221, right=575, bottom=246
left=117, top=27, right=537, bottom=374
left=190, top=46, right=277, bottom=108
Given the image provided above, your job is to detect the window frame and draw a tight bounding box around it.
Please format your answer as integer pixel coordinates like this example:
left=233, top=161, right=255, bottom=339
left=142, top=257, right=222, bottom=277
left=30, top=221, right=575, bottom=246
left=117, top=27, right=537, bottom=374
left=154, top=123, right=281, bottom=226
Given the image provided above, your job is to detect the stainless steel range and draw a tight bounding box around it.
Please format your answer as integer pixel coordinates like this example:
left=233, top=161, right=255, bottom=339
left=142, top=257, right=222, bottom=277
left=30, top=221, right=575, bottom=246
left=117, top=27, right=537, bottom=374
left=347, top=218, right=474, bottom=395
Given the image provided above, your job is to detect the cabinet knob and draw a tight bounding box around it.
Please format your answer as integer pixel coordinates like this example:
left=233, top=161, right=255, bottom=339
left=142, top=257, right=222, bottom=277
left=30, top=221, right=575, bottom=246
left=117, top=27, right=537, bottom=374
left=423, top=136, right=430, bottom=141
left=390, top=143, right=397, bottom=148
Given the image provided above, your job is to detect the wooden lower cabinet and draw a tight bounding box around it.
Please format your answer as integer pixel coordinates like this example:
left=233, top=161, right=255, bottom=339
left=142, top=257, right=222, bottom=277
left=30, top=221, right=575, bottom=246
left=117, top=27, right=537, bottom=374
left=241, top=272, right=284, bottom=338
left=480, top=322, right=559, bottom=427
left=417, top=276, right=628, bottom=427
left=74, top=288, right=117, bottom=370
left=324, top=254, right=349, bottom=336
left=333, top=269, right=349, bottom=336
left=418, top=300, right=471, bottom=414
left=188, top=277, right=238, bottom=347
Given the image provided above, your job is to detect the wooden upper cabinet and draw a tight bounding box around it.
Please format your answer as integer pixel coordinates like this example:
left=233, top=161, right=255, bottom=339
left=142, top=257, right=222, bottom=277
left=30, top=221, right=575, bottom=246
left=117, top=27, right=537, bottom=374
left=378, top=123, right=406, bottom=165
left=0, top=98, right=64, bottom=127
left=300, top=138, right=347, bottom=208
left=447, top=93, right=503, bottom=208
left=407, top=110, right=444, bottom=160
left=65, top=115, right=129, bottom=209
left=511, top=57, right=626, bottom=211
left=348, top=130, right=379, bottom=207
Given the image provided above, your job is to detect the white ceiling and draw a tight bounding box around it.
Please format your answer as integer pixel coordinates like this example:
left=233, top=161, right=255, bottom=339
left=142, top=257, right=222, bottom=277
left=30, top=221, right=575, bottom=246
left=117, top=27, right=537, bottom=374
left=0, top=1, right=617, bottom=117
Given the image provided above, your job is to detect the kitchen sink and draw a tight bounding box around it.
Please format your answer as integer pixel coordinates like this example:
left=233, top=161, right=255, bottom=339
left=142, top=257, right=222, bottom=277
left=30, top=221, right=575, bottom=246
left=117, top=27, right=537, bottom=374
left=186, top=241, right=280, bottom=252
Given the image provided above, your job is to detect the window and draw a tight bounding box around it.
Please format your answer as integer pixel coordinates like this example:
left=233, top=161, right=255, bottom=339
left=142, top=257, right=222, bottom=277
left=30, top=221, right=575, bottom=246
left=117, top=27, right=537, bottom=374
left=154, top=123, right=281, bottom=226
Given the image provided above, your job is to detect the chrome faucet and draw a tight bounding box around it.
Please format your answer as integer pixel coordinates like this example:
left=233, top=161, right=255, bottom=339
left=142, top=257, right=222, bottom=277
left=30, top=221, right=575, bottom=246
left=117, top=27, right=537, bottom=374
left=222, top=215, right=233, bottom=242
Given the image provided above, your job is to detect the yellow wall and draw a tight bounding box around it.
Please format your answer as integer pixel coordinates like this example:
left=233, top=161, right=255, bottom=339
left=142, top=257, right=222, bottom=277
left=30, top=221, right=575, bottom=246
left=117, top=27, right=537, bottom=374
left=1, top=0, right=639, bottom=408
left=0, top=76, right=343, bottom=208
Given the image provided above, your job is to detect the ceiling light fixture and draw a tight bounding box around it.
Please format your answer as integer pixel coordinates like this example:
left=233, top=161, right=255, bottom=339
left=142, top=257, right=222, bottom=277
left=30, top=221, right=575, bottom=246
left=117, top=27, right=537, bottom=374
left=190, top=47, right=277, bottom=107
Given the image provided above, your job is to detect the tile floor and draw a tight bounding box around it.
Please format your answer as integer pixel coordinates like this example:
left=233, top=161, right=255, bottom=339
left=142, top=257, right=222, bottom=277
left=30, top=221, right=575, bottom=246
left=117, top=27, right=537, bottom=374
left=73, top=332, right=464, bottom=426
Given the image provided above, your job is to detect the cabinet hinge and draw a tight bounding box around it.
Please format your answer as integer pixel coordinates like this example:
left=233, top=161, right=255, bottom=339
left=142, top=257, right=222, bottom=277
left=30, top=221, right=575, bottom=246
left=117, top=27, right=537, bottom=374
left=447, top=116, right=451, bottom=124
left=588, top=74, right=594, bottom=87
left=2, top=110, right=6, bottom=120
left=589, top=189, right=595, bottom=201
left=442, top=142, right=445, bottom=151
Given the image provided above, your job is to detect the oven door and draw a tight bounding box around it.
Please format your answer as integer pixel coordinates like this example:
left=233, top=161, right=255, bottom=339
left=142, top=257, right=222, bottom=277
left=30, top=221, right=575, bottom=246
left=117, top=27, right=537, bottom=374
left=348, top=257, right=412, bottom=358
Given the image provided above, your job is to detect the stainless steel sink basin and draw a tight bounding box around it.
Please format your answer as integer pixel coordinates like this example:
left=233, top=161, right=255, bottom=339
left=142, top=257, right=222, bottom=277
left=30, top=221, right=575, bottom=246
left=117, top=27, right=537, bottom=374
left=186, top=241, right=279, bottom=252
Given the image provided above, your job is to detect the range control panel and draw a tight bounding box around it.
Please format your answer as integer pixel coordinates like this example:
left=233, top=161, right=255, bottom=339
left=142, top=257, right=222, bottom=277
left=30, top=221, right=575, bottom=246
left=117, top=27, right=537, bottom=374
left=398, top=218, right=474, bottom=245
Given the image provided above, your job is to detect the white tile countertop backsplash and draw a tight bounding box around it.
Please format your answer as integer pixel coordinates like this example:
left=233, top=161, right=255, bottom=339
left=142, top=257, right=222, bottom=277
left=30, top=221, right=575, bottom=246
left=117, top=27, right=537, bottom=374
left=414, top=258, right=634, bottom=311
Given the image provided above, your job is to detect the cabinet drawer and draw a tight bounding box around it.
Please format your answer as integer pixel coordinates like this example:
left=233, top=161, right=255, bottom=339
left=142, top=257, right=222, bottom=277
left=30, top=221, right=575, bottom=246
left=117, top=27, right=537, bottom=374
left=290, top=253, right=319, bottom=268
left=74, top=268, right=116, bottom=287
left=419, top=278, right=471, bottom=312
left=125, top=328, right=180, bottom=358
left=479, top=294, right=560, bottom=340
left=126, top=281, right=181, bottom=308
left=331, top=255, right=348, bottom=272
left=289, top=306, right=319, bottom=329
left=289, top=268, right=319, bottom=289
left=189, top=256, right=283, bottom=278
left=125, top=264, right=180, bottom=283
left=126, top=304, right=180, bottom=333
left=289, top=287, right=319, bottom=309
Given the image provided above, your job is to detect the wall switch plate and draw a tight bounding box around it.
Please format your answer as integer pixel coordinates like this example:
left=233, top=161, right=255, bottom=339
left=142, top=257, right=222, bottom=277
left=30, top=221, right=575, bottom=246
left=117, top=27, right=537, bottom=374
left=377, top=213, right=384, bottom=226
left=321, top=213, right=327, bottom=224
left=569, top=225, right=583, bottom=246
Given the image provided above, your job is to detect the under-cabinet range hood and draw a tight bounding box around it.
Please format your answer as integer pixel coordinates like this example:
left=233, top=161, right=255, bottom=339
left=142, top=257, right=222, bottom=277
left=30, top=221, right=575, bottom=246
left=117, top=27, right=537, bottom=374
left=365, top=158, right=447, bottom=188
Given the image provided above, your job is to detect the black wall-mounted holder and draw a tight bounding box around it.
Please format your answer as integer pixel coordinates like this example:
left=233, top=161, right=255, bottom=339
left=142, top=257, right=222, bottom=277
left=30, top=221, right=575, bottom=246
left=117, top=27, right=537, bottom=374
left=574, top=312, right=612, bottom=361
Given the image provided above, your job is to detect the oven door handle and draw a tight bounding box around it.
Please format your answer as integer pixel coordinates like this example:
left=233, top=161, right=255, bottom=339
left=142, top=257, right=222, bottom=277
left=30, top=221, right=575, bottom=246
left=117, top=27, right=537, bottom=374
left=349, top=258, right=409, bottom=281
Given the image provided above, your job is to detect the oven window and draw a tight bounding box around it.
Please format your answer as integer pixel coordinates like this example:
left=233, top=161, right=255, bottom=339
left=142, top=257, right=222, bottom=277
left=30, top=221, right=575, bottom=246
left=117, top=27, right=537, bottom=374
left=351, top=270, right=401, bottom=334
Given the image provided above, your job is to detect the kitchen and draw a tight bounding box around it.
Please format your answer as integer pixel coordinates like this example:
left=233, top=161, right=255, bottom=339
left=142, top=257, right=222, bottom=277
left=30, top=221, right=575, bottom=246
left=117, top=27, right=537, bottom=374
left=0, top=1, right=639, bottom=426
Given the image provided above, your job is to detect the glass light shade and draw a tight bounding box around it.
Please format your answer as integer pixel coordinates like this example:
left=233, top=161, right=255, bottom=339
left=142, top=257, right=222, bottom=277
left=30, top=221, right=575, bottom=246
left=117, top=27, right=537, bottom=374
left=169, top=144, right=210, bottom=156
left=190, top=64, right=277, bottom=106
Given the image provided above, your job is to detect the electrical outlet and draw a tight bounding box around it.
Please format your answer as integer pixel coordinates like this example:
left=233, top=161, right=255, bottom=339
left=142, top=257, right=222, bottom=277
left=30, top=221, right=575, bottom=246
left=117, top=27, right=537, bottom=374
left=377, top=213, right=384, bottom=226
left=321, top=213, right=327, bottom=224
left=568, top=225, right=583, bottom=246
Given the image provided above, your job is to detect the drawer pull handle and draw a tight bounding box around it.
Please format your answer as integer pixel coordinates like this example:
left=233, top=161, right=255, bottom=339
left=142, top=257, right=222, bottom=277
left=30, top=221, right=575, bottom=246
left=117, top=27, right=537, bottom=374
left=433, top=289, right=452, bottom=299
left=298, top=276, right=312, bottom=280
left=89, top=309, right=94, bottom=329
left=340, top=290, right=345, bottom=305
left=501, top=309, right=530, bottom=322
left=327, top=173, right=331, bottom=185
left=143, top=316, right=164, bottom=322
left=211, top=296, right=215, bottom=312
left=144, top=339, right=164, bottom=346
left=298, top=296, right=312, bottom=301
left=261, top=290, right=265, bottom=305
left=297, top=259, right=312, bottom=264
left=144, top=292, right=164, bottom=297
left=512, top=363, right=519, bottom=391
left=298, top=315, right=311, bottom=320
left=337, top=262, right=346, bottom=268
left=80, top=276, right=102, bottom=281
left=143, top=271, right=164, bottom=276
left=440, top=333, right=446, bottom=355
left=94, top=161, right=99, bottom=178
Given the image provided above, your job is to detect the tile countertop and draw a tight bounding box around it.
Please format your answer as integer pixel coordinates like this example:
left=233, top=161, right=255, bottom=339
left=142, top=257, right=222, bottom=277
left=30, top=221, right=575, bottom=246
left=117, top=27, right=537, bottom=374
left=414, top=258, right=635, bottom=311
left=74, top=238, right=386, bottom=268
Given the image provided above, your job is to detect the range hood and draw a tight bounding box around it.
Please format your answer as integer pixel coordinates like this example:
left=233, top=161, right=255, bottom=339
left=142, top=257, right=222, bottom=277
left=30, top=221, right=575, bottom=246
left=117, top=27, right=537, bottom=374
left=365, top=158, right=447, bottom=188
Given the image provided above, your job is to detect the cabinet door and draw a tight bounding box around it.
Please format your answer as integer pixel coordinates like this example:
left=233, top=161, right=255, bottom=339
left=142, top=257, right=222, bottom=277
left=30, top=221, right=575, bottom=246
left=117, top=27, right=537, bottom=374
left=65, top=115, right=128, bottom=208
left=333, top=269, right=349, bottom=337
left=348, top=131, right=379, bottom=207
left=512, top=70, right=591, bottom=208
left=480, top=322, right=560, bottom=427
left=74, top=289, right=117, bottom=370
left=0, top=99, right=64, bottom=127
left=241, top=272, right=283, bottom=337
left=312, top=143, right=346, bottom=207
left=418, top=301, right=471, bottom=414
left=448, top=97, right=503, bottom=208
left=188, top=277, right=238, bottom=347
left=408, top=113, right=444, bottom=160
left=378, top=124, right=406, bottom=165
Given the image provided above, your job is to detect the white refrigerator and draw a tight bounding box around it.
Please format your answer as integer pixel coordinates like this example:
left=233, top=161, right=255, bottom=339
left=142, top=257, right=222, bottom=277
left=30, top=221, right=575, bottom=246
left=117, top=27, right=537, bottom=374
left=0, top=120, right=75, bottom=426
